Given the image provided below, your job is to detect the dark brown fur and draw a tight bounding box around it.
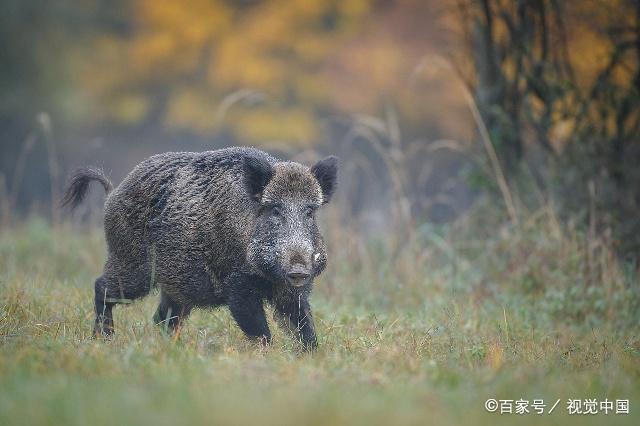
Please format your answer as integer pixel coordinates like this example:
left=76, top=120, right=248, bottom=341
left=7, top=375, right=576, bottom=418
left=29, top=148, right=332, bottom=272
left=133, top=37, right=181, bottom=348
left=63, top=147, right=338, bottom=350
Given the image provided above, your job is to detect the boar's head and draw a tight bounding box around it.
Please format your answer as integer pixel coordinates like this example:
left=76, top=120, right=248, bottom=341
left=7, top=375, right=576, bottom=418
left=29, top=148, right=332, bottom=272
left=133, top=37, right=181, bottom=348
left=244, top=155, right=338, bottom=288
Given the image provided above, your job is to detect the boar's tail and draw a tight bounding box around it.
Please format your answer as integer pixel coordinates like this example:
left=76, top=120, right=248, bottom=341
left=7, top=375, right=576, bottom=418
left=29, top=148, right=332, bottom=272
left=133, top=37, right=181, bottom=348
left=60, top=167, right=113, bottom=210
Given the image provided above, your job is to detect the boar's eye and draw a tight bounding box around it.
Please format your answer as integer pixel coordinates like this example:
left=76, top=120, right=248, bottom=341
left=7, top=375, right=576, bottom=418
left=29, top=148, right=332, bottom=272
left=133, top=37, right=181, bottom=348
left=304, top=206, right=316, bottom=219
left=270, top=205, right=283, bottom=217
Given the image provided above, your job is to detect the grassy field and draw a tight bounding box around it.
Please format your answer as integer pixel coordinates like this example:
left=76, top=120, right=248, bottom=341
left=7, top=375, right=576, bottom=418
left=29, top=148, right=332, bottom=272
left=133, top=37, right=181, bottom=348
left=0, top=213, right=638, bottom=425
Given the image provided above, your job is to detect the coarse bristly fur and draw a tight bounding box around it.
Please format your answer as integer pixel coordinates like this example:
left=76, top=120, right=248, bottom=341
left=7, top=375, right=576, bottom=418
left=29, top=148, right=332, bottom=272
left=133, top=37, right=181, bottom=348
left=61, top=147, right=338, bottom=350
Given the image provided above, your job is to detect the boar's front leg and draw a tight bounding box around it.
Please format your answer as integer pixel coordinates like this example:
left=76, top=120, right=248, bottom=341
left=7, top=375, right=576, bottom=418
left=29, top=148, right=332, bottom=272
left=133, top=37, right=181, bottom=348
left=274, top=295, right=317, bottom=351
left=227, top=272, right=271, bottom=345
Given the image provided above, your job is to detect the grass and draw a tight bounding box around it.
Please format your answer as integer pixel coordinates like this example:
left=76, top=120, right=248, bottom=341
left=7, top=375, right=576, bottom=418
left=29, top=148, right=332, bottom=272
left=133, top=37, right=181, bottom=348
left=0, top=213, right=638, bottom=425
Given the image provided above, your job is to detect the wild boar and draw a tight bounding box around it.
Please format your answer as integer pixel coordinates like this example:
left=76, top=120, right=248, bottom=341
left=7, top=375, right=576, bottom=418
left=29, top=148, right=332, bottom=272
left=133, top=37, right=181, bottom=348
left=62, top=147, right=338, bottom=350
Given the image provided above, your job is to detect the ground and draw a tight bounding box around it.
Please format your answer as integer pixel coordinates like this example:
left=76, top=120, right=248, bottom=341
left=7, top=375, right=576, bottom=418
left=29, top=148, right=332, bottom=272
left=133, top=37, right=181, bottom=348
left=0, top=217, right=638, bottom=425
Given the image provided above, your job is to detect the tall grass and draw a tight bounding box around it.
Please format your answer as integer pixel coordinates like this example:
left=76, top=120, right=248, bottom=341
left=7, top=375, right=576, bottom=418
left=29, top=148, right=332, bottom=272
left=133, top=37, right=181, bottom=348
left=0, top=208, right=638, bottom=425
left=0, top=114, right=638, bottom=424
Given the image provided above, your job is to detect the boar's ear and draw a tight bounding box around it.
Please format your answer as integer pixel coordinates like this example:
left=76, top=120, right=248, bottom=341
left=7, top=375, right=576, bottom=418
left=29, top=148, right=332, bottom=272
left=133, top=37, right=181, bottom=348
left=311, top=156, right=338, bottom=204
left=243, top=156, right=274, bottom=201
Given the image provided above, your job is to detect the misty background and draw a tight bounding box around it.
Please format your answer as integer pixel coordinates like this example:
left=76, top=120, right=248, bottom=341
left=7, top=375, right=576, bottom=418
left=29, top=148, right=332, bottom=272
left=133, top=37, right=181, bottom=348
left=1, top=0, right=639, bottom=256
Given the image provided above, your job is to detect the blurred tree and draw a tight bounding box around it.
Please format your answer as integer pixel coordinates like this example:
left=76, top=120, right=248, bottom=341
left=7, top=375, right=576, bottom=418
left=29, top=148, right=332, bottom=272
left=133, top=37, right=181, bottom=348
left=455, top=0, right=640, bottom=171
left=455, top=0, right=640, bottom=253
left=77, top=0, right=372, bottom=148
left=454, top=0, right=576, bottom=174
left=0, top=0, right=130, bottom=209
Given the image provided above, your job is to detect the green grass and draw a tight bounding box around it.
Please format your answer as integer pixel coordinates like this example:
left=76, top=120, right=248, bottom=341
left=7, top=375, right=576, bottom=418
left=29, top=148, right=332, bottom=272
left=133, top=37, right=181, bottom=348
left=0, top=215, right=638, bottom=425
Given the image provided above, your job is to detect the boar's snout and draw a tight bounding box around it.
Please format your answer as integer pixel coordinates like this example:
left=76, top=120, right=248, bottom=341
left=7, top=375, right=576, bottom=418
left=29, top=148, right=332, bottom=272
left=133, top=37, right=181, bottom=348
left=286, top=263, right=311, bottom=287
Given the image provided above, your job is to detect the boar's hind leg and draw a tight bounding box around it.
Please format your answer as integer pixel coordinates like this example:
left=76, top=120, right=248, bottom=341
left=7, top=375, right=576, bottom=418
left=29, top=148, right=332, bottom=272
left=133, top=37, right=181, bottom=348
left=94, top=263, right=152, bottom=337
left=153, top=292, right=191, bottom=333
left=227, top=273, right=271, bottom=345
